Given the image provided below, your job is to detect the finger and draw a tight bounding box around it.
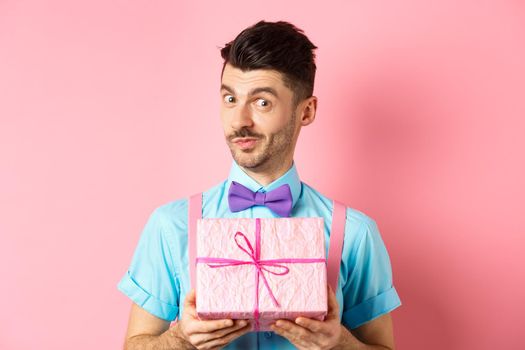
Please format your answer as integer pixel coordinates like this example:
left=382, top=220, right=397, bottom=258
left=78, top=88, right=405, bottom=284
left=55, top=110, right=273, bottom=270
left=271, top=320, right=314, bottom=348
left=182, top=289, right=200, bottom=321
left=193, top=319, right=250, bottom=343
left=326, top=284, right=340, bottom=320
left=198, top=321, right=251, bottom=349
left=294, top=316, right=327, bottom=334
left=272, top=319, right=313, bottom=336
left=187, top=318, right=235, bottom=334
left=183, top=288, right=196, bottom=308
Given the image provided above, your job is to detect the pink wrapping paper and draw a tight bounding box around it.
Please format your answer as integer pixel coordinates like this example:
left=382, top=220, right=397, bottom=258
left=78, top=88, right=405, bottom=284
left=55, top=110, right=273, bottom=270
left=195, top=217, right=327, bottom=332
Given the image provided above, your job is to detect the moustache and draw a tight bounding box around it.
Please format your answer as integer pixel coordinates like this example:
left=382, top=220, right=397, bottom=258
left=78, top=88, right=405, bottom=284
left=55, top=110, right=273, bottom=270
left=228, top=130, right=262, bottom=141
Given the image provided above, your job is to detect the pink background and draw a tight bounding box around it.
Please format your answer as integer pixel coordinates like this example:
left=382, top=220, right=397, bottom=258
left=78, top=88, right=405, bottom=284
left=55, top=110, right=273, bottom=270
left=1, top=1, right=524, bottom=349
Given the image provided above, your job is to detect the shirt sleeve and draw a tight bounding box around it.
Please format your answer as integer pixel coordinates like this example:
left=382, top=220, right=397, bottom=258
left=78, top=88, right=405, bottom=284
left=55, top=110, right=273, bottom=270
left=341, top=215, right=401, bottom=329
left=117, top=207, right=181, bottom=322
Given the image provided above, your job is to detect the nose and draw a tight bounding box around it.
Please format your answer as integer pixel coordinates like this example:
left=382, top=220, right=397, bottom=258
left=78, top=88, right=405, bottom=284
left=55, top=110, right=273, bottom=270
left=230, top=102, right=254, bottom=130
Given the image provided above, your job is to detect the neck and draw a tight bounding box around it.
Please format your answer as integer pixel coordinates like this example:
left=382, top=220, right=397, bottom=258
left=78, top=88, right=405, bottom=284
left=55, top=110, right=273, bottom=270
left=239, top=158, right=294, bottom=187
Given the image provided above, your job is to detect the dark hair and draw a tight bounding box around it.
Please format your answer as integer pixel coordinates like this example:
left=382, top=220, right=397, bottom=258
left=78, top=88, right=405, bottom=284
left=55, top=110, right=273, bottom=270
left=220, top=20, right=318, bottom=107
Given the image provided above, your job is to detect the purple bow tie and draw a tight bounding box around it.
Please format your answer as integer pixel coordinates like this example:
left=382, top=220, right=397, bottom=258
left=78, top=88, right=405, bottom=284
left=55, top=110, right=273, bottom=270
left=228, top=181, right=293, bottom=217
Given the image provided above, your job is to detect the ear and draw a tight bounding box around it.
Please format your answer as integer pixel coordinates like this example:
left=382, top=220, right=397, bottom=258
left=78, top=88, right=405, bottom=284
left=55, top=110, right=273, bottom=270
left=299, top=96, right=317, bottom=126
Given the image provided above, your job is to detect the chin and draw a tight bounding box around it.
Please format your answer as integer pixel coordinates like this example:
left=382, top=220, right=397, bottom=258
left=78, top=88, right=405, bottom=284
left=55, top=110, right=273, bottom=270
left=231, top=150, right=266, bottom=169
left=233, top=156, right=259, bottom=169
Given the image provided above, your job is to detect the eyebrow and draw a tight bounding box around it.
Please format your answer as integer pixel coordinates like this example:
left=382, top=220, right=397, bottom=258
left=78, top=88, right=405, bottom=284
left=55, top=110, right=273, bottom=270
left=220, top=84, right=279, bottom=98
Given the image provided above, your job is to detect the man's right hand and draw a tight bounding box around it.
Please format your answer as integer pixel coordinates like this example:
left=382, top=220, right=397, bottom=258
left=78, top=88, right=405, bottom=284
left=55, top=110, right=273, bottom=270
left=172, top=288, right=252, bottom=350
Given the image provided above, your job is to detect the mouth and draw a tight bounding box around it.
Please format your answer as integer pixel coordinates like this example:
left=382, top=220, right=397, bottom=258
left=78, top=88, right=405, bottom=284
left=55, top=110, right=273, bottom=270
left=232, top=137, right=259, bottom=150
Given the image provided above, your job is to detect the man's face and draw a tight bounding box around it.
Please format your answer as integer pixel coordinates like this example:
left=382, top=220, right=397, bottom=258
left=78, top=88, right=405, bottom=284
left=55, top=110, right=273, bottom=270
left=220, top=63, right=299, bottom=170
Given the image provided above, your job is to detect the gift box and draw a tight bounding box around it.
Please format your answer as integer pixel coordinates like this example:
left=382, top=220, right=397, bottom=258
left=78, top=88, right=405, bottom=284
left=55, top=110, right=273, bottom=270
left=195, top=217, right=327, bottom=332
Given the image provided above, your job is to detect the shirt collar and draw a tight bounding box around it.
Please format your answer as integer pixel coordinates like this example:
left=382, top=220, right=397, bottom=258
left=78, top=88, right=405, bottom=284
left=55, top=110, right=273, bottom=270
left=226, top=159, right=302, bottom=209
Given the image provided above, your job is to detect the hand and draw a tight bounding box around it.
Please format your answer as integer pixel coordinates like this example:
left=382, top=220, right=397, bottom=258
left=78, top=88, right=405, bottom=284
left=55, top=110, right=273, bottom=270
left=270, top=284, right=343, bottom=350
left=172, top=288, right=251, bottom=350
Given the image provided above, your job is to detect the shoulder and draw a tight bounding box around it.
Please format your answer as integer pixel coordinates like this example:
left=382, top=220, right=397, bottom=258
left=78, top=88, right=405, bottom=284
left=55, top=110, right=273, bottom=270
left=136, top=199, right=188, bottom=245
left=151, top=198, right=188, bottom=226
left=345, top=207, right=379, bottom=242
left=301, top=181, right=380, bottom=245
left=148, top=179, right=227, bottom=232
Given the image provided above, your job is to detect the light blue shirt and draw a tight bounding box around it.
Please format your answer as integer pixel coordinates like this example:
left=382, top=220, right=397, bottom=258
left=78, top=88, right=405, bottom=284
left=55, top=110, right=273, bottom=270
left=118, top=160, right=401, bottom=349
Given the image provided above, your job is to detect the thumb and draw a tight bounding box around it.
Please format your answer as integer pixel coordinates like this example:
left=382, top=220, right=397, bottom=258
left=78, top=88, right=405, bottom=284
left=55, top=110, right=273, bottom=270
left=184, top=288, right=196, bottom=308
left=326, top=284, right=340, bottom=320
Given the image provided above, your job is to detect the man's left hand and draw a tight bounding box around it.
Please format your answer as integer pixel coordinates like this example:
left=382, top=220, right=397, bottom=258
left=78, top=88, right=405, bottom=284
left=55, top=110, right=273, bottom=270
left=270, top=284, right=343, bottom=350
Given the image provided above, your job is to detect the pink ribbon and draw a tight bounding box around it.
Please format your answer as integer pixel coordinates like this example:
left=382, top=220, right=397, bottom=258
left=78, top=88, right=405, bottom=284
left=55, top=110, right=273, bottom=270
left=195, top=218, right=326, bottom=331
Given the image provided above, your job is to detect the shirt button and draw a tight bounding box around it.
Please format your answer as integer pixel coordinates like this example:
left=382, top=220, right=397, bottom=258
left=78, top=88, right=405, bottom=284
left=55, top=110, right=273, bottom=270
left=264, top=331, right=272, bottom=338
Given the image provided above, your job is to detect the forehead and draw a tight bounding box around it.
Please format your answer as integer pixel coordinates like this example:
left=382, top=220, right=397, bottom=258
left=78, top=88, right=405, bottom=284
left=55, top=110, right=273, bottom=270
left=221, top=63, right=291, bottom=96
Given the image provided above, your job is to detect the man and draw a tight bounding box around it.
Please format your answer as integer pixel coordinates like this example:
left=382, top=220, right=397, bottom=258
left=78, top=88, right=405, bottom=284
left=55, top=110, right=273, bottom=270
left=118, top=20, right=402, bottom=349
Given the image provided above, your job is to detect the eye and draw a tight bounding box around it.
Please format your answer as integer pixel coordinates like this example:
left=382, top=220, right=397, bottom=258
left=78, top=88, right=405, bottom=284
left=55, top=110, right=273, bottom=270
left=255, top=98, right=270, bottom=108
left=223, top=95, right=235, bottom=104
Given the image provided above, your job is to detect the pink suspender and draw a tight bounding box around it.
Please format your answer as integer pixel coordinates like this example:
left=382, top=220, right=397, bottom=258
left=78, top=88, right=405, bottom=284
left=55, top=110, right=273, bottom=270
left=327, top=200, right=346, bottom=292
left=188, top=193, right=202, bottom=291
left=187, top=193, right=346, bottom=292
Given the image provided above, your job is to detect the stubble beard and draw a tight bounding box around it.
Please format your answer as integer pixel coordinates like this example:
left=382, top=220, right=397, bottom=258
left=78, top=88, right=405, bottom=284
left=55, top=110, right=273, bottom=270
left=228, top=111, right=297, bottom=171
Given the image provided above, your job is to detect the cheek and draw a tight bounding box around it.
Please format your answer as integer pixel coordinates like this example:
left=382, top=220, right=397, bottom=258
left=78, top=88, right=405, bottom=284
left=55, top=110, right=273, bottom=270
left=255, top=113, right=290, bottom=135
